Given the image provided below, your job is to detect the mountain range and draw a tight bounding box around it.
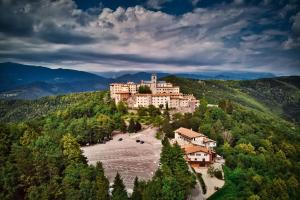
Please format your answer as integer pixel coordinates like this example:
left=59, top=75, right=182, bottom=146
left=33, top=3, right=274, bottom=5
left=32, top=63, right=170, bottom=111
left=0, top=62, right=276, bottom=99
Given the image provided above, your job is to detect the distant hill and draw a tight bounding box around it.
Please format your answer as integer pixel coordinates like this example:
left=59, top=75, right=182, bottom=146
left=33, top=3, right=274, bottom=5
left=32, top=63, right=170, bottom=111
left=162, top=76, right=300, bottom=124
left=0, top=62, right=111, bottom=99
left=0, top=62, right=108, bottom=89
left=0, top=62, right=276, bottom=100
left=0, top=80, right=109, bottom=100
left=110, top=71, right=275, bottom=81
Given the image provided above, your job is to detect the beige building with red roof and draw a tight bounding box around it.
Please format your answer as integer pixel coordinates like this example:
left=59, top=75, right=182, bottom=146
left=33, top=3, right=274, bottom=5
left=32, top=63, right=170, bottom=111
left=110, top=74, right=199, bottom=111
left=174, top=127, right=217, bottom=166
left=182, top=144, right=214, bottom=166
left=174, top=127, right=216, bottom=148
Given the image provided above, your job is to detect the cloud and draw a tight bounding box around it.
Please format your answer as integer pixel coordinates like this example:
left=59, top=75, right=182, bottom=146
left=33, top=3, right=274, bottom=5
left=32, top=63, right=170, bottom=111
left=36, top=21, right=95, bottom=44
left=292, top=11, right=300, bottom=35
left=0, top=0, right=299, bottom=75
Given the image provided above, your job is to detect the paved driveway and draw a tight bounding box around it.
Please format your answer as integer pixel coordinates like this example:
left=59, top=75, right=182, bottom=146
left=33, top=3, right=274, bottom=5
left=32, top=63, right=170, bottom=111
left=81, top=127, right=161, bottom=190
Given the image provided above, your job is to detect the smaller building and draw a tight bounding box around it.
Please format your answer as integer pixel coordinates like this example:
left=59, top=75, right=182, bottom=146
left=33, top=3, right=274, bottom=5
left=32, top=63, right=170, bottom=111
left=182, top=144, right=214, bottom=167
left=174, top=127, right=217, bottom=167
left=174, top=127, right=216, bottom=148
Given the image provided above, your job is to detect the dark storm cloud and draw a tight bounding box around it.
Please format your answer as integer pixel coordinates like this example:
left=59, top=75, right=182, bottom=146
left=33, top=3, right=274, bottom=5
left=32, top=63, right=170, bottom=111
left=36, top=21, right=95, bottom=45
left=0, top=1, right=34, bottom=36
left=0, top=0, right=299, bottom=74
left=0, top=49, right=224, bottom=66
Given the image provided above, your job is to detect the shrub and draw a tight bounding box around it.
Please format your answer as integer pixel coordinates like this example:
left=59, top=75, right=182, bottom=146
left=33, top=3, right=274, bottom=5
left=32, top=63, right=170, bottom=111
left=214, top=169, right=223, bottom=180
left=197, top=173, right=207, bottom=194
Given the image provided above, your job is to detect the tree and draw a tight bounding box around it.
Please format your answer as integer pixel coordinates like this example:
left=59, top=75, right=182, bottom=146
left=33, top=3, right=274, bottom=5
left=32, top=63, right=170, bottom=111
left=117, top=102, right=128, bottom=114
left=207, top=166, right=215, bottom=177
left=165, top=102, right=169, bottom=111
left=148, top=105, right=161, bottom=117
left=162, top=120, right=173, bottom=138
left=138, top=85, right=152, bottom=94
left=120, top=119, right=127, bottom=133
left=95, top=162, right=109, bottom=200
left=137, top=107, right=147, bottom=116
left=131, top=177, right=142, bottom=200
left=134, top=121, right=142, bottom=133
left=112, top=172, right=128, bottom=200
left=128, top=118, right=135, bottom=133
left=62, top=134, right=85, bottom=164
left=163, top=110, right=170, bottom=121
left=219, top=99, right=233, bottom=114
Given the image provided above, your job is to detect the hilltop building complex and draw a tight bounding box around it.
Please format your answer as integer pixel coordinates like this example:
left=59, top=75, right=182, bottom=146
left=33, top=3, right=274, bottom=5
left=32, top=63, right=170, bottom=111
left=110, top=74, right=199, bottom=111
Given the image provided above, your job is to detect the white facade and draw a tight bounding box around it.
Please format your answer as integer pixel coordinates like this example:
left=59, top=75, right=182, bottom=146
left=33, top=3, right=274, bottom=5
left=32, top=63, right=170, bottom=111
left=156, top=86, right=180, bottom=94
left=174, top=127, right=216, bottom=149
left=152, top=95, right=171, bottom=108
left=134, top=94, right=152, bottom=107
left=175, top=132, right=205, bottom=146
left=186, top=151, right=210, bottom=162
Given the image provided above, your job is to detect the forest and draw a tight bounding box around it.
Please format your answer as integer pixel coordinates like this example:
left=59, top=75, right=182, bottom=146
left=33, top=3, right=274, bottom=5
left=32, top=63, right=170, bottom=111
left=1, top=76, right=300, bottom=199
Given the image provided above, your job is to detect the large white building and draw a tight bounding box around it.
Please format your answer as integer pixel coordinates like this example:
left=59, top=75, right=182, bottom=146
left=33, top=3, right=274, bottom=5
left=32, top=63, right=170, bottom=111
left=110, top=74, right=199, bottom=111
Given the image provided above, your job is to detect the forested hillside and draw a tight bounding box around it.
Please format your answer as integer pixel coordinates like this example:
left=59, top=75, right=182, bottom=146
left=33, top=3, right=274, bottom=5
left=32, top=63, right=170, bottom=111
left=0, top=91, right=122, bottom=199
left=162, top=76, right=300, bottom=124
left=1, top=77, right=300, bottom=200
left=0, top=91, right=196, bottom=200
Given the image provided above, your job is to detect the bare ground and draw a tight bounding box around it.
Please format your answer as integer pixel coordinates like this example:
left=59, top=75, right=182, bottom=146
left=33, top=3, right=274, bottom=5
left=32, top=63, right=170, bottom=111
left=81, top=127, right=161, bottom=190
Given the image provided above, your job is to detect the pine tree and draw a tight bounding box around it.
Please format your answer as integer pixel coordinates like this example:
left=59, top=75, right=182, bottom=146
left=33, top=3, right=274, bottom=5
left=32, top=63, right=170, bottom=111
left=112, top=172, right=128, bottom=200
left=95, top=162, right=110, bottom=200
left=128, top=118, right=135, bottom=133
left=131, top=177, right=142, bottom=200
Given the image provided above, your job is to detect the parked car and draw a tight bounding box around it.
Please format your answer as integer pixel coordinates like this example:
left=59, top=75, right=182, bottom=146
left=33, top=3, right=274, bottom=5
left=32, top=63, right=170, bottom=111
left=140, top=141, right=144, bottom=144
left=136, top=139, right=140, bottom=143
left=118, top=138, right=123, bottom=141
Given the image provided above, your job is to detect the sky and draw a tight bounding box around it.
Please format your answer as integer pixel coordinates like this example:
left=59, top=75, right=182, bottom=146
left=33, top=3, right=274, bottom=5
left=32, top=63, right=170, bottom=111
left=0, top=0, right=299, bottom=75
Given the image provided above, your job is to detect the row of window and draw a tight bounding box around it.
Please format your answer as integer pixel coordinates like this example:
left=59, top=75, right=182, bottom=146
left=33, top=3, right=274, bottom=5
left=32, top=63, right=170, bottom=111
left=190, top=153, right=208, bottom=156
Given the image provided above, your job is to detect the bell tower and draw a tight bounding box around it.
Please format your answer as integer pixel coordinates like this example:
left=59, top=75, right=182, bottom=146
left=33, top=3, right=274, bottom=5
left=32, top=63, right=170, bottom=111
left=151, top=73, right=157, bottom=94
left=151, top=73, right=157, bottom=84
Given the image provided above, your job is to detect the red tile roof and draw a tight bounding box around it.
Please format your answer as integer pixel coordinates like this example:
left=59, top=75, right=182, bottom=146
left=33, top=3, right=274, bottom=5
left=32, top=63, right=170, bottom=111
left=182, top=144, right=210, bottom=154
left=175, top=127, right=205, bottom=138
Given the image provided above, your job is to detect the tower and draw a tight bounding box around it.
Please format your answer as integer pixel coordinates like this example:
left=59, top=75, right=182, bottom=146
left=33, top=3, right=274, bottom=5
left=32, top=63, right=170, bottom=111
left=151, top=73, right=157, bottom=84
left=151, top=73, right=157, bottom=94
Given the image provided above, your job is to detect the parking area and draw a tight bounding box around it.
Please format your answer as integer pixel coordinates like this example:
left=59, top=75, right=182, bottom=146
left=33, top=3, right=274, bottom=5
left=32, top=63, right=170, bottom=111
left=81, top=127, right=161, bottom=190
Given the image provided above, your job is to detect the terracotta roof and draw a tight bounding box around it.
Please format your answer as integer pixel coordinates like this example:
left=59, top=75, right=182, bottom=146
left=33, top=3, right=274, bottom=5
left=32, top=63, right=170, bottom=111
left=203, top=137, right=216, bottom=143
left=182, top=145, right=210, bottom=154
left=156, top=86, right=179, bottom=88
left=110, top=83, right=128, bottom=85
left=135, top=94, right=152, bottom=96
left=175, top=127, right=205, bottom=138
left=152, top=93, right=182, bottom=97
left=115, top=92, right=130, bottom=94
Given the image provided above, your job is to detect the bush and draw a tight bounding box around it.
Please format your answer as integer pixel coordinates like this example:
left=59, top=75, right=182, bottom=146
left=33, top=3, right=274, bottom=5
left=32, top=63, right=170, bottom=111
left=197, top=173, right=207, bottom=194
left=214, top=169, right=223, bottom=180
left=155, top=131, right=163, bottom=140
